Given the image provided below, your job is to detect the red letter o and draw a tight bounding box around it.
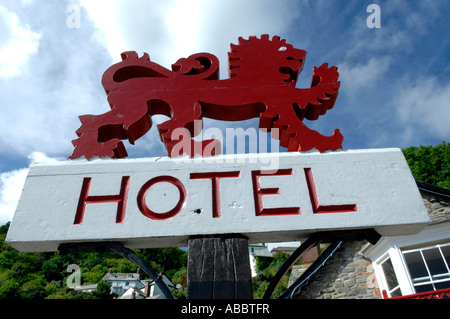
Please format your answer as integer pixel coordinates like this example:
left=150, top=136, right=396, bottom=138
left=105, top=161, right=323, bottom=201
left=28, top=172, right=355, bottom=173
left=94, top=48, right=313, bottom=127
left=137, top=176, right=187, bottom=220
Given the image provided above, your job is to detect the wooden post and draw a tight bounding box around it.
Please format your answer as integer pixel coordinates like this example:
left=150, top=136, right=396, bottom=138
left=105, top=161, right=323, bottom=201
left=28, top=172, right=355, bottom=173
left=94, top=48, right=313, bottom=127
left=187, top=235, right=253, bottom=299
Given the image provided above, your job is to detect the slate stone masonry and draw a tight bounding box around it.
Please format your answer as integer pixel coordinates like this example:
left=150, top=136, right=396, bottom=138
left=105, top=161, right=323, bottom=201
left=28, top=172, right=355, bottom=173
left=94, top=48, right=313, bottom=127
left=423, top=193, right=450, bottom=225
left=293, top=240, right=381, bottom=299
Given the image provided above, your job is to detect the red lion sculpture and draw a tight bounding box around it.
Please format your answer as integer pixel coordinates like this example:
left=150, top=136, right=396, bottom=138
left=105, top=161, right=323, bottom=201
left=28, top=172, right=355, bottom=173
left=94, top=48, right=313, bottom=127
left=69, top=35, right=343, bottom=159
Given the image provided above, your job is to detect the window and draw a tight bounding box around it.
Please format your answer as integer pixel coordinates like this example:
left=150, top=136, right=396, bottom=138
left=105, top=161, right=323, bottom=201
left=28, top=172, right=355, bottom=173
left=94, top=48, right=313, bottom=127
left=365, top=223, right=450, bottom=298
left=379, top=256, right=402, bottom=297
left=402, top=243, right=450, bottom=293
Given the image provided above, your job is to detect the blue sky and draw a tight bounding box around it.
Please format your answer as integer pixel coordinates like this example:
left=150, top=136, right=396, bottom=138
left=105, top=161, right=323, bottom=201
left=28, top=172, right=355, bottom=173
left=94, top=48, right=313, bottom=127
left=0, top=0, right=449, bottom=225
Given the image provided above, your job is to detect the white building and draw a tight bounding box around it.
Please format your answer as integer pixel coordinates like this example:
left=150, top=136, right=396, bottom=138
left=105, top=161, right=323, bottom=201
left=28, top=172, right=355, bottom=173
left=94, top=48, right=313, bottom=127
left=117, top=275, right=175, bottom=299
left=75, top=270, right=175, bottom=299
left=102, top=271, right=144, bottom=296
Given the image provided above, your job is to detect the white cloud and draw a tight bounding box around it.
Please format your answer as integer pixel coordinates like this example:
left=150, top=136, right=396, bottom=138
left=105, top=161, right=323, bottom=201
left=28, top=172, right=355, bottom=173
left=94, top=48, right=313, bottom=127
left=0, top=1, right=114, bottom=158
left=81, top=0, right=299, bottom=77
left=80, top=0, right=175, bottom=65
left=0, top=5, right=41, bottom=79
left=166, top=0, right=208, bottom=57
left=396, top=77, right=450, bottom=141
left=0, top=152, right=59, bottom=225
left=339, top=56, right=391, bottom=93
left=0, top=167, right=27, bottom=225
left=0, top=5, right=41, bottom=78
left=20, top=0, right=34, bottom=6
left=27, top=151, right=62, bottom=164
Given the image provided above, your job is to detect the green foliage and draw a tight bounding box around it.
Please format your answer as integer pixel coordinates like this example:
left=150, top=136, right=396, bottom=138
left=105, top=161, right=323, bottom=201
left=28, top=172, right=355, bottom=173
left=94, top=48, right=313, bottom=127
left=255, top=256, right=272, bottom=273
left=19, top=274, right=47, bottom=299
left=41, top=252, right=75, bottom=282
left=253, top=280, right=269, bottom=299
left=82, top=264, right=108, bottom=284
left=253, top=252, right=290, bottom=299
left=0, top=223, right=10, bottom=235
left=136, top=247, right=187, bottom=278
left=403, top=141, right=449, bottom=189
left=171, top=267, right=187, bottom=287
left=93, top=280, right=113, bottom=299
left=46, top=286, right=98, bottom=299
left=171, top=266, right=187, bottom=298
left=0, top=222, right=188, bottom=299
left=0, top=270, right=20, bottom=299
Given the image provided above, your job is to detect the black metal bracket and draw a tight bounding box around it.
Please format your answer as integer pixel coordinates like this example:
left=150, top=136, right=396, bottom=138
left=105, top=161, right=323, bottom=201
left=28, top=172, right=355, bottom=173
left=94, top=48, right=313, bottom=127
left=279, top=240, right=343, bottom=299
left=59, top=242, right=175, bottom=299
left=262, top=229, right=381, bottom=299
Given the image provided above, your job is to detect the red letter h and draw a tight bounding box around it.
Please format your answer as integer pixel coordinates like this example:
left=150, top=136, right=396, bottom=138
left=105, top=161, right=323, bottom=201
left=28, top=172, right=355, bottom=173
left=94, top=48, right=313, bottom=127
left=74, top=176, right=130, bottom=224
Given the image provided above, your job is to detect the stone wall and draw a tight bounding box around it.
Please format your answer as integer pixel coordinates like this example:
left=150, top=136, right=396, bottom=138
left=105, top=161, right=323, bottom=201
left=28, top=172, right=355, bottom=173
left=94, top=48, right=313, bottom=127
left=422, top=193, right=450, bottom=225
left=293, top=240, right=381, bottom=299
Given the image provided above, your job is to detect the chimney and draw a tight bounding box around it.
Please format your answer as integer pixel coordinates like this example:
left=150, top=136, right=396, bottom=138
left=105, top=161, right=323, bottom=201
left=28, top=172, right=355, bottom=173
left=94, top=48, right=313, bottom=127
left=301, top=243, right=320, bottom=265
left=144, top=283, right=151, bottom=297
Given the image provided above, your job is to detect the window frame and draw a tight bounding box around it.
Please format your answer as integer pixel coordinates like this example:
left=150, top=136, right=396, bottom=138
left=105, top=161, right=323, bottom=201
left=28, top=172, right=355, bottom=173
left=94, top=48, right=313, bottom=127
left=364, top=222, right=450, bottom=298
left=372, top=246, right=416, bottom=297
left=401, top=242, right=450, bottom=292
left=377, top=253, right=402, bottom=297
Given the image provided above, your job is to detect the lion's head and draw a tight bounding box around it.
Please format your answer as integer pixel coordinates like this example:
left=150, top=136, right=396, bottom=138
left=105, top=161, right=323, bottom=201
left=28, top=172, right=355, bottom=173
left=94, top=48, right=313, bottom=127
left=227, top=34, right=306, bottom=85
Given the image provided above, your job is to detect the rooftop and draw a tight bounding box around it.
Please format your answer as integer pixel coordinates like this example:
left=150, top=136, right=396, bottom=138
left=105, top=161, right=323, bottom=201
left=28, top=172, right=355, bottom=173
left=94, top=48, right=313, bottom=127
left=102, top=272, right=140, bottom=281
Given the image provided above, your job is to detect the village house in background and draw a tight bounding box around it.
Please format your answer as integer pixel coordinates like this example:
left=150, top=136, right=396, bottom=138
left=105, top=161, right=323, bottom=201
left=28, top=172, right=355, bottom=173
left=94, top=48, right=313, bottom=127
left=74, top=269, right=176, bottom=299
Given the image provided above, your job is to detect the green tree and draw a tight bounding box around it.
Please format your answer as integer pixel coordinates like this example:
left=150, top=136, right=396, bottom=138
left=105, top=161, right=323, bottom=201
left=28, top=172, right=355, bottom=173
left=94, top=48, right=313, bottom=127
left=252, top=252, right=290, bottom=299
left=137, top=248, right=187, bottom=278
left=19, top=274, right=47, bottom=299
left=0, top=241, right=19, bottom=269
left=0, top=269, right=20, bottom=299
left=108, top=258, right=137, bottom=273
left=46, top=286, right=98, bottom=299
left=0, top=278, right=20, bottom=299
left=41, top=252, right=75, bottom=282
left=255, top=256, right=272, bottom=274
left=94, top=280, right=113, bottom=299
left=0, top=222, right=10, bottom=235
left=79, top=252, right=104, bottom=269
left=403, top=141, right=449, bottom=189
left=44, top=281, right=60, bottom=296
left=171, top=267, right=187, bottom=298
left=82, top=264, right=108, bottom=284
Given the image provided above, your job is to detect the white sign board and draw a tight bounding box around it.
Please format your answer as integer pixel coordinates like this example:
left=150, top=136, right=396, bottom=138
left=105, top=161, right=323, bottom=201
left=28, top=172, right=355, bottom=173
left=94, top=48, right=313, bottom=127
left=6, top=148, right=429, bottom=252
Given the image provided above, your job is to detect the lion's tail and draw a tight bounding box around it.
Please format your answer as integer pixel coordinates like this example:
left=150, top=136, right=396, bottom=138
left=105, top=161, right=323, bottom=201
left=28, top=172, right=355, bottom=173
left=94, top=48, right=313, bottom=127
left=101, top=51, right=173, bottom=94
left=171, top=53, right=220, bottom=80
